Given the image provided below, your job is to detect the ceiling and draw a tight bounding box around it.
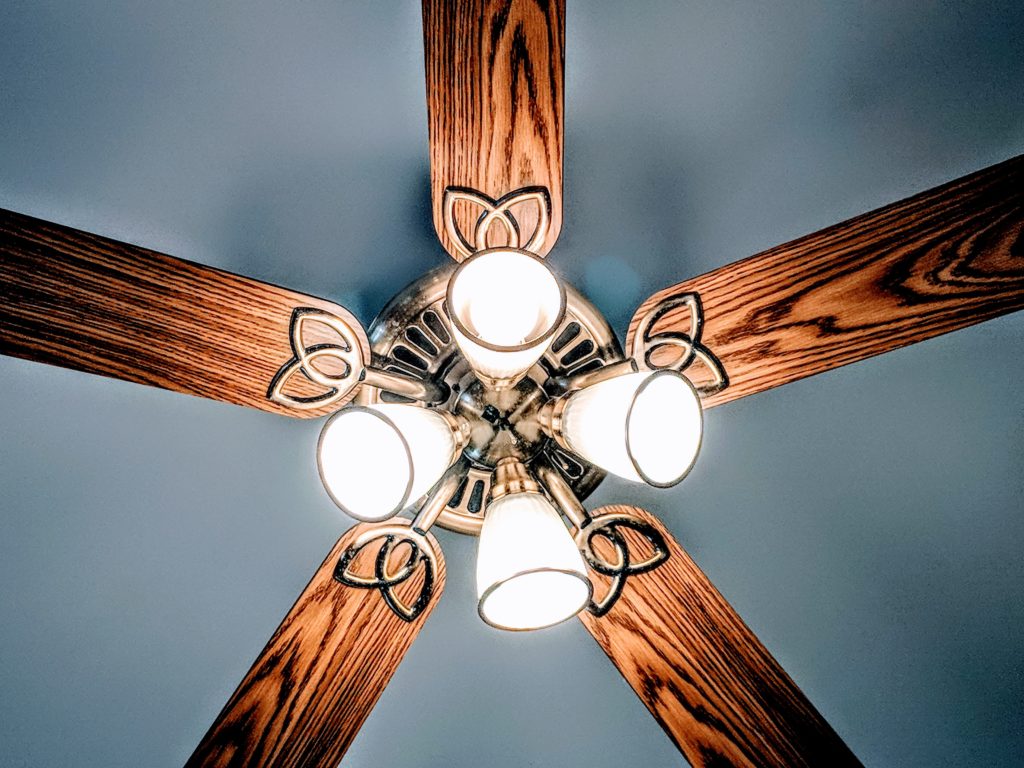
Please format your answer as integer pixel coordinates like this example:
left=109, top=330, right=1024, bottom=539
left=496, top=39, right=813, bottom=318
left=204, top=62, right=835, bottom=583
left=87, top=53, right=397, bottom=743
left=1, top=1, right=1022, bottom=766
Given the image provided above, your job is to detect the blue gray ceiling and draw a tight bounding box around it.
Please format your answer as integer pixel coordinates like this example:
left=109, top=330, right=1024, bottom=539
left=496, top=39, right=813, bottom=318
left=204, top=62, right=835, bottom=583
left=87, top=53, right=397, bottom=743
left=0, top=1, right=1022, bottom=766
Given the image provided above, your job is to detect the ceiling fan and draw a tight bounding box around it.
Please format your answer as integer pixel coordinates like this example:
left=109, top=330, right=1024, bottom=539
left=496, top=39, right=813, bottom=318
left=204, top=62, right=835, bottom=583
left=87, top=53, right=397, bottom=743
left=1, top=1, right=1021, bottom=766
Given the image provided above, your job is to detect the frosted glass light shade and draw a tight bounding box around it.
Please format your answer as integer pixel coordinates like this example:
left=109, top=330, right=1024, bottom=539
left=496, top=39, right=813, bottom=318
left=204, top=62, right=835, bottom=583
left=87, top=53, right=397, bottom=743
left=476, top=492, right=592, bottom=631
left=559, top=370, right=703, bottom=487
left=447, top=248, right=566, bottom=387
left=317, top=404, right=460, bottom=521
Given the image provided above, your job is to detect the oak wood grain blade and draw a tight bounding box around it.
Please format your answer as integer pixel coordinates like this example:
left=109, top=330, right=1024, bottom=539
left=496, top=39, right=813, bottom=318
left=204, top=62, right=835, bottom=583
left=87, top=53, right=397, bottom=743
left=187, top=524, right=445, bottom=768
left=423, top=0, right=564, bottom=257
left=627, top=155, right=1024, bottom=407
left=579, top=505, right=860, bottom=768
left=0, top=208, right=369, bottom=418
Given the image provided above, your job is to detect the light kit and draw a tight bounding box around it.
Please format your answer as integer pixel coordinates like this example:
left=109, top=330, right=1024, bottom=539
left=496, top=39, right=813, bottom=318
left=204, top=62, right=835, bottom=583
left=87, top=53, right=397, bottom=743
left=307, top=186, right=728, bottom=630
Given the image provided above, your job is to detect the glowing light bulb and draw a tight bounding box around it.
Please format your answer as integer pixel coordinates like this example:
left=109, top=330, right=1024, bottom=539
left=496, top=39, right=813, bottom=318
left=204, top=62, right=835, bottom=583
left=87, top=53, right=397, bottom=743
left=557, top=370, right=703, bottom=487
left=317, top=404, right=463, bottom=521
left=447, top=248, right=565, bottom=388
left=476, top=460, right=591, bottom=631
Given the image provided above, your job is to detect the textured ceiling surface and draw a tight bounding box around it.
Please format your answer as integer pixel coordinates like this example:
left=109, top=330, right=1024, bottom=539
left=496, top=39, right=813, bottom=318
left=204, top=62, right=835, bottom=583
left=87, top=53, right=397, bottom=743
left=1, top=2, right=1022, bottom=766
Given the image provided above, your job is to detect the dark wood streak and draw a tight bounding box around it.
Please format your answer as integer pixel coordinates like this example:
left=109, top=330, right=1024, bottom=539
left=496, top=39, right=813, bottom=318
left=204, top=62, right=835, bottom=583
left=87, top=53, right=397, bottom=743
left=187, top=525, right=445, bottom=767
left=628, top=155, right=1024, bottom=407
left=579, top=505, right=861, bottom=768
left=0, top=208, right=369, bottom=418
left=423, top=0, right=564, bottom=257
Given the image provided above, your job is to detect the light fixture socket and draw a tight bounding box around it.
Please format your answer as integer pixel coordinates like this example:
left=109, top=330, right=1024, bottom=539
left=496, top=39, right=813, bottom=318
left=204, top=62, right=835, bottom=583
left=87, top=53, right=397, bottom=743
left=537, top=398, right=569, bottom=450
left=488, top=456, right=540, bottom=502
left=438, top=409, right=473, bottom=452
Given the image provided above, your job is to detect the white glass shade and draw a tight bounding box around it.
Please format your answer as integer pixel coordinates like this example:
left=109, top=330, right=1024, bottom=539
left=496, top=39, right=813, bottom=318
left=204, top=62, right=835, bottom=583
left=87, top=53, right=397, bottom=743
left=447, top=248, right=565, bottom=387
left=317, top=404, right=459, bottom=521
left=559, top=370, right=703, bottom=487
left=476, top=492, right=591, bottom=631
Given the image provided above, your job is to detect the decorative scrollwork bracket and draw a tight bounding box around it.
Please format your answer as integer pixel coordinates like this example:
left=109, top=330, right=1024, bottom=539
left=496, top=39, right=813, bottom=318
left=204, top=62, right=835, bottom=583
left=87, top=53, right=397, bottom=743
left=442, top=186, right=552, bottom=260
left=333, top=521, right=440, bottom=622
left=631, top=291, right=729, bottom=397
left=267, top=307, right=366, bottom=410
left=575, top=511, right=670, bottom=617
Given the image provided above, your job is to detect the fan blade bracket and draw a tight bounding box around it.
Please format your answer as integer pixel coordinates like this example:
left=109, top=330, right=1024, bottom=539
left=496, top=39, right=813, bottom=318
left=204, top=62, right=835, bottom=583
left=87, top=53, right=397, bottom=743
left=265, top=306, right=370, bottom=411
left=333, top=519, right=443, bottom=622
left=441, top=186, right=553, bottom=260
left=574, top=509, right=671, bottom=617
left=628, top=290, right=730, bottom=398
left=266, top=308, right=451, bottom=410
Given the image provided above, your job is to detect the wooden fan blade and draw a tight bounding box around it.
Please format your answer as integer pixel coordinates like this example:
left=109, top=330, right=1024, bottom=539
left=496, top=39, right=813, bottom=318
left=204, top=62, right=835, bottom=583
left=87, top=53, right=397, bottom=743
left=188, top=521, right=445, bottom=768
left=578, top=505, right=860, bottom=767
left=0, top=208, right=369, bottom=418
left=423, top=0, right=564, bottom=258
left=627, top=155, right=1024, bottom=407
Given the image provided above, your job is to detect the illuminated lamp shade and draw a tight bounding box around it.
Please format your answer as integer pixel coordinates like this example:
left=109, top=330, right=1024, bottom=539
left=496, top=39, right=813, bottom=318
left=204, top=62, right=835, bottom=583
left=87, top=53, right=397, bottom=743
left=317, top=404, right=463, bottom=522
left=476, top=460, right=592, bottom=631
left=557, top=370, right=703, bottom=487
left=446, top=248, right=566, bottom=389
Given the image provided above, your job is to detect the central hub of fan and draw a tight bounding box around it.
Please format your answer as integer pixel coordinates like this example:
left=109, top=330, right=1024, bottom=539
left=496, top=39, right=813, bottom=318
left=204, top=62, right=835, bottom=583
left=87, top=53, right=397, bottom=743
left=453, top=374, right=548, bottom=467
left=357, top=263, right=624, bottom=534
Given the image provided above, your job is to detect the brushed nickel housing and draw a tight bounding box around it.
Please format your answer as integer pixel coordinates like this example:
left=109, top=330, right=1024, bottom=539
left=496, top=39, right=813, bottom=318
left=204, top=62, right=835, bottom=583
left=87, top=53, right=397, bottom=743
left=357, top=261, right=624, bottom=535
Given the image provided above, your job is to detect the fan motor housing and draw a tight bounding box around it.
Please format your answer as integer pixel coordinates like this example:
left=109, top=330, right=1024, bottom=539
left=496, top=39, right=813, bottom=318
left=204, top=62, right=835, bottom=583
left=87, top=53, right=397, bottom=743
left=357, top=263, right=624, bottom=534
